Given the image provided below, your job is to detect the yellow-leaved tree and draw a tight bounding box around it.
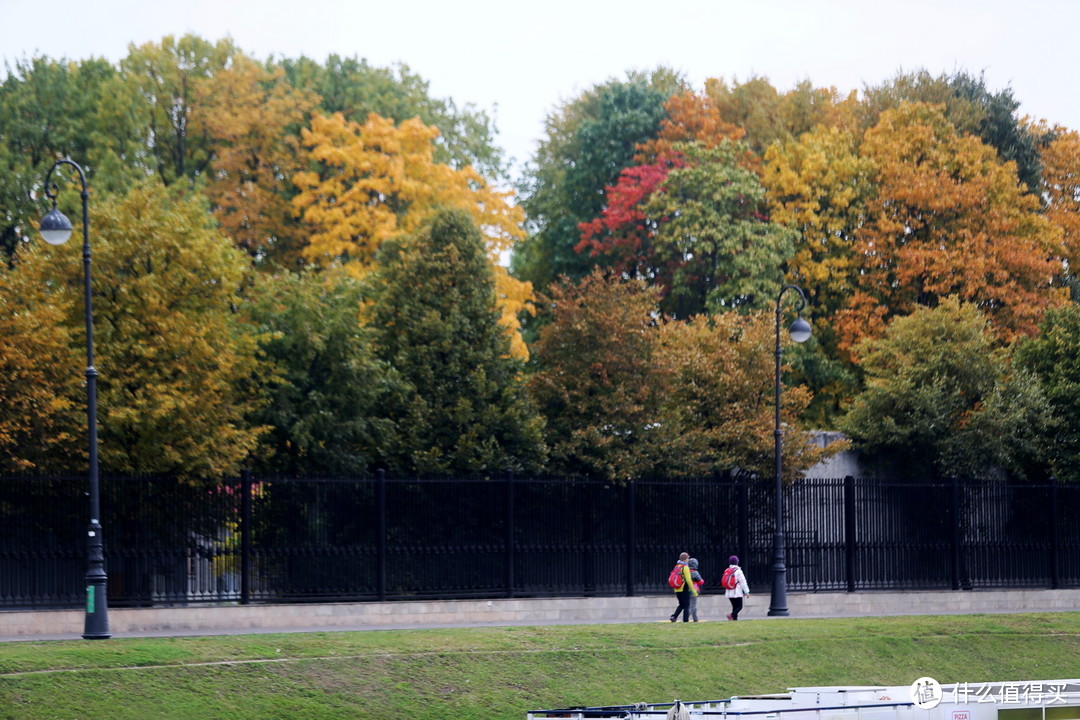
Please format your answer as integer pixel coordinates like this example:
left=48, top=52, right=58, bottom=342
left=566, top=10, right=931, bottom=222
left=291, top=112, right=532, bottom=358
left=1, top=180, right=268, bottom=479
left=0, top=246, right=84, bottom=472
left=763, top=124, right=875, bottom=324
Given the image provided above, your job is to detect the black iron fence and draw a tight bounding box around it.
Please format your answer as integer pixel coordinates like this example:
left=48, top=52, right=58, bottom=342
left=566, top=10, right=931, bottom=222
left=2, top=473, right=1078, bottom=609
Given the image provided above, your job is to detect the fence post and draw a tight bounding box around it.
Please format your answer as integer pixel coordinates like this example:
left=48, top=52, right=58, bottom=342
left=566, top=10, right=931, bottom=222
left=376, top=469, right=387, bottom=601
left=844, top=476, right=856, bottom=593
left=1051, top=477, right=1061, bottom=590
left=950, top=476, right=962, bottom=591
left=240, top=470, right=252, bottom=605
left=505, top=471, right=515, bottom=598
left=737, top=474, right=749, bottom=569
left=626, top=480, right=636, bottom=597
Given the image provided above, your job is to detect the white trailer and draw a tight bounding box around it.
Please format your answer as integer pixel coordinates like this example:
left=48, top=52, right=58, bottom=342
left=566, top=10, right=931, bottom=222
left=527, top=680, right=1080, bottom=720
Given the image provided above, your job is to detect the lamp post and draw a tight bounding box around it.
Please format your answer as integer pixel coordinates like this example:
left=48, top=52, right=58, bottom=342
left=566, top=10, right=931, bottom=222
left=41, top=159, right=110, bottom=639
left=768, top=284, right=812, bottom=617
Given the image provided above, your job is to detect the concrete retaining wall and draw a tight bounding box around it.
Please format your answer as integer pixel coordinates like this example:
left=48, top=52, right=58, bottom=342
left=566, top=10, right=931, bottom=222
left=3, top=589, right=1078, bottom=640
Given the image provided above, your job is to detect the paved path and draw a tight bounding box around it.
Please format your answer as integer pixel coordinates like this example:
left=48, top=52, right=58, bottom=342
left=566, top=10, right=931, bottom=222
left=3, top=589, right=1078, bottom=642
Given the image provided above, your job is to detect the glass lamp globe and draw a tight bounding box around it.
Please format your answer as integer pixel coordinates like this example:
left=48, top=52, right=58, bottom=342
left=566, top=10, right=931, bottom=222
left=40, top=207, right=74, bottom=245
left=788, top=316, right=812, bottom=344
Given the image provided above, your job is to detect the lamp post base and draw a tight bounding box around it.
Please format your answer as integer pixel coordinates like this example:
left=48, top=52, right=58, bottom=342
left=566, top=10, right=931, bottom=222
left=768, top=531, right=790, bottom=617
left=82, top=579, right=111, bottom=639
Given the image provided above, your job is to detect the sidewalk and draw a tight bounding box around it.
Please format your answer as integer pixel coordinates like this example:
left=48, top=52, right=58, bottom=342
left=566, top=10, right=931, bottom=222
left=4, top=589, right=1078, bottom=641
left=3, top=589, right=1078, bottom=642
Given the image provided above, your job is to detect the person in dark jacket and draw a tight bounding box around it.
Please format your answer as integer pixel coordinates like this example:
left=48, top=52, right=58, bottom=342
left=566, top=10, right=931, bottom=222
left=669, top=552, right=698, bottom=622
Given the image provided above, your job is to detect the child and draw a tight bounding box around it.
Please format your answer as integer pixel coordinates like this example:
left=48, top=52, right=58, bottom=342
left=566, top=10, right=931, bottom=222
left=687, top=558, right=705, bottom=622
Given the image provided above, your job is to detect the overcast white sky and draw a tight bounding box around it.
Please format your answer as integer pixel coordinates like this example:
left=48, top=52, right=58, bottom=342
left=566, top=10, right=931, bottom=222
left=2, top=0, right=1077, bottom=178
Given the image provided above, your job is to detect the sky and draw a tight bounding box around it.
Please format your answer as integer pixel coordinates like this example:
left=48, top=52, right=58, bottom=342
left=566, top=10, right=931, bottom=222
left=2, top=0, right=1078, bottom=179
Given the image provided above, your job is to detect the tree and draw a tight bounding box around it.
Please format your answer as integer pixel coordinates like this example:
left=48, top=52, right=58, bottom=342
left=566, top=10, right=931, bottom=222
left=8, top=180, right=267, bottom=479
left=838, top=103, right=1066, bottom=352
left=643, top=142, right=798, bottom=317
left=574, top=90, right=747, bottom=290
left=243, top=270, right=401, bottom=476
left=764, top=125, right=875, bottom=323
left=0, top=244, right=84, bottom=471
left=197, top=54, right=316, bottom=267
left=763, top=124, right=876, bottom=420
left=840, top=298, right=1052, bottom=480
left=0, top=55, right=142, bottom=259
left=366, top=209, right=545, bottom=474
left=1036, top=123, right=1080, bottom=279
left=291, top=111, right=532, bottom=357
left=281, top=54, right=506, bottom=179
left=634, top=90, right=746, bottom=161
left=119, top=35, right=240, bottom=186
left=861, top=70, right=1043, bottom=195
left=526, top=270, right=663, bottom=480
left=575, top=152, right=682, bottom=288
left=1014, top=304, right=1080, bottom=482
left=578, top=139, right=795, bottom=318
left=652, top=313, right=834, bottom=480
left=514, top=69, right=682, bottom=290
left=705, top=76, right=858, bottom=155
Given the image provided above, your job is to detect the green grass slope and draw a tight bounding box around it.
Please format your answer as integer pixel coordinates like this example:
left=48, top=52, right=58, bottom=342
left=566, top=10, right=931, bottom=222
left=1, top=614, right=1078, bottom=720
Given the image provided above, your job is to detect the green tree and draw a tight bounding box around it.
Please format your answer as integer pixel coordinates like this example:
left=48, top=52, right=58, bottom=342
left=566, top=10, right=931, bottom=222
left=839, top=298, right=1052, bottom=480
left=514, top=69, right=683, bottom=290
left=0, top=55, right=141, bottom=259
left=644, top=141, right=798, bottom=317
left=367, top=209, right=545, bottom=474
left=243, top=270, right=401, bottom=476
left=1015, top=304, right=1080, bottom=482
left=118, top=34, right=238, bottom=186
left=526, top=270, right=663, bottom=480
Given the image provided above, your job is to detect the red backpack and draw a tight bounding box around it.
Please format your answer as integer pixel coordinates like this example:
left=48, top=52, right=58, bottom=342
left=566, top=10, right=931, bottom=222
left=667, top=563, right=686, bottom=589
left=721, top=566, right=739, bottom=590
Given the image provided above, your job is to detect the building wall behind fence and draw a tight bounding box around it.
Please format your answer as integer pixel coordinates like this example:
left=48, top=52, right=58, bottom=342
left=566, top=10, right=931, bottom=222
left=1, top=474, right=1078, bottom=609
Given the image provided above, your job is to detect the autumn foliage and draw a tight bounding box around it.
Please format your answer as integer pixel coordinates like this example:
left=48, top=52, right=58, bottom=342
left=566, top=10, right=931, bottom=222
left=3, top=39, right=1078, bottom=482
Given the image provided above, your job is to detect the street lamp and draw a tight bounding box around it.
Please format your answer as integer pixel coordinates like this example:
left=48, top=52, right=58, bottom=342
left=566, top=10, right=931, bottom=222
left=769, top=284, right=812, bottom=617
left=40, top=159, right=110, bottom=639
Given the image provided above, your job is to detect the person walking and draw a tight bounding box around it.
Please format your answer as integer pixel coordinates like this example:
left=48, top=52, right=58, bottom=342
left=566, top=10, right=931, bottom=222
left=722, top=555, right=749, bottom=620
left=687, top=558, right=705, bottom=622
left=668, top=552, right=697, bottom=622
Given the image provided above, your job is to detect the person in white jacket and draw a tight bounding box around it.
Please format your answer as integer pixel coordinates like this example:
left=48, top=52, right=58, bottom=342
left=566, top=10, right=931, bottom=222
left=723, top=555, right=750, bottom=620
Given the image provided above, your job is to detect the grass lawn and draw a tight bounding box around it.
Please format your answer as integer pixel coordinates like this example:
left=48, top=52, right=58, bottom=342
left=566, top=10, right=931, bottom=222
left=1, top=613, right=1079, bottom=719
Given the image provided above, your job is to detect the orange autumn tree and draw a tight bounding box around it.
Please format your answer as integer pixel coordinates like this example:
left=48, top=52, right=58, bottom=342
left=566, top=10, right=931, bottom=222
left=837, top=103, right=1066, bottom=353
left=634, top=90, right=746, bottom=162
left=197, top=54, right=316, bottom=267
left=1035, top=122, right=1080, bottom=273
left=292, top=111, right=532, bottom=358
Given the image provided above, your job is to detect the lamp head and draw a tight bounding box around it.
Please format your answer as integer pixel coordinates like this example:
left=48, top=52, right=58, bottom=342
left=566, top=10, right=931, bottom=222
left=788, top=316, right=812, bottom=343
left=40, top=206, right=73, bottom=245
